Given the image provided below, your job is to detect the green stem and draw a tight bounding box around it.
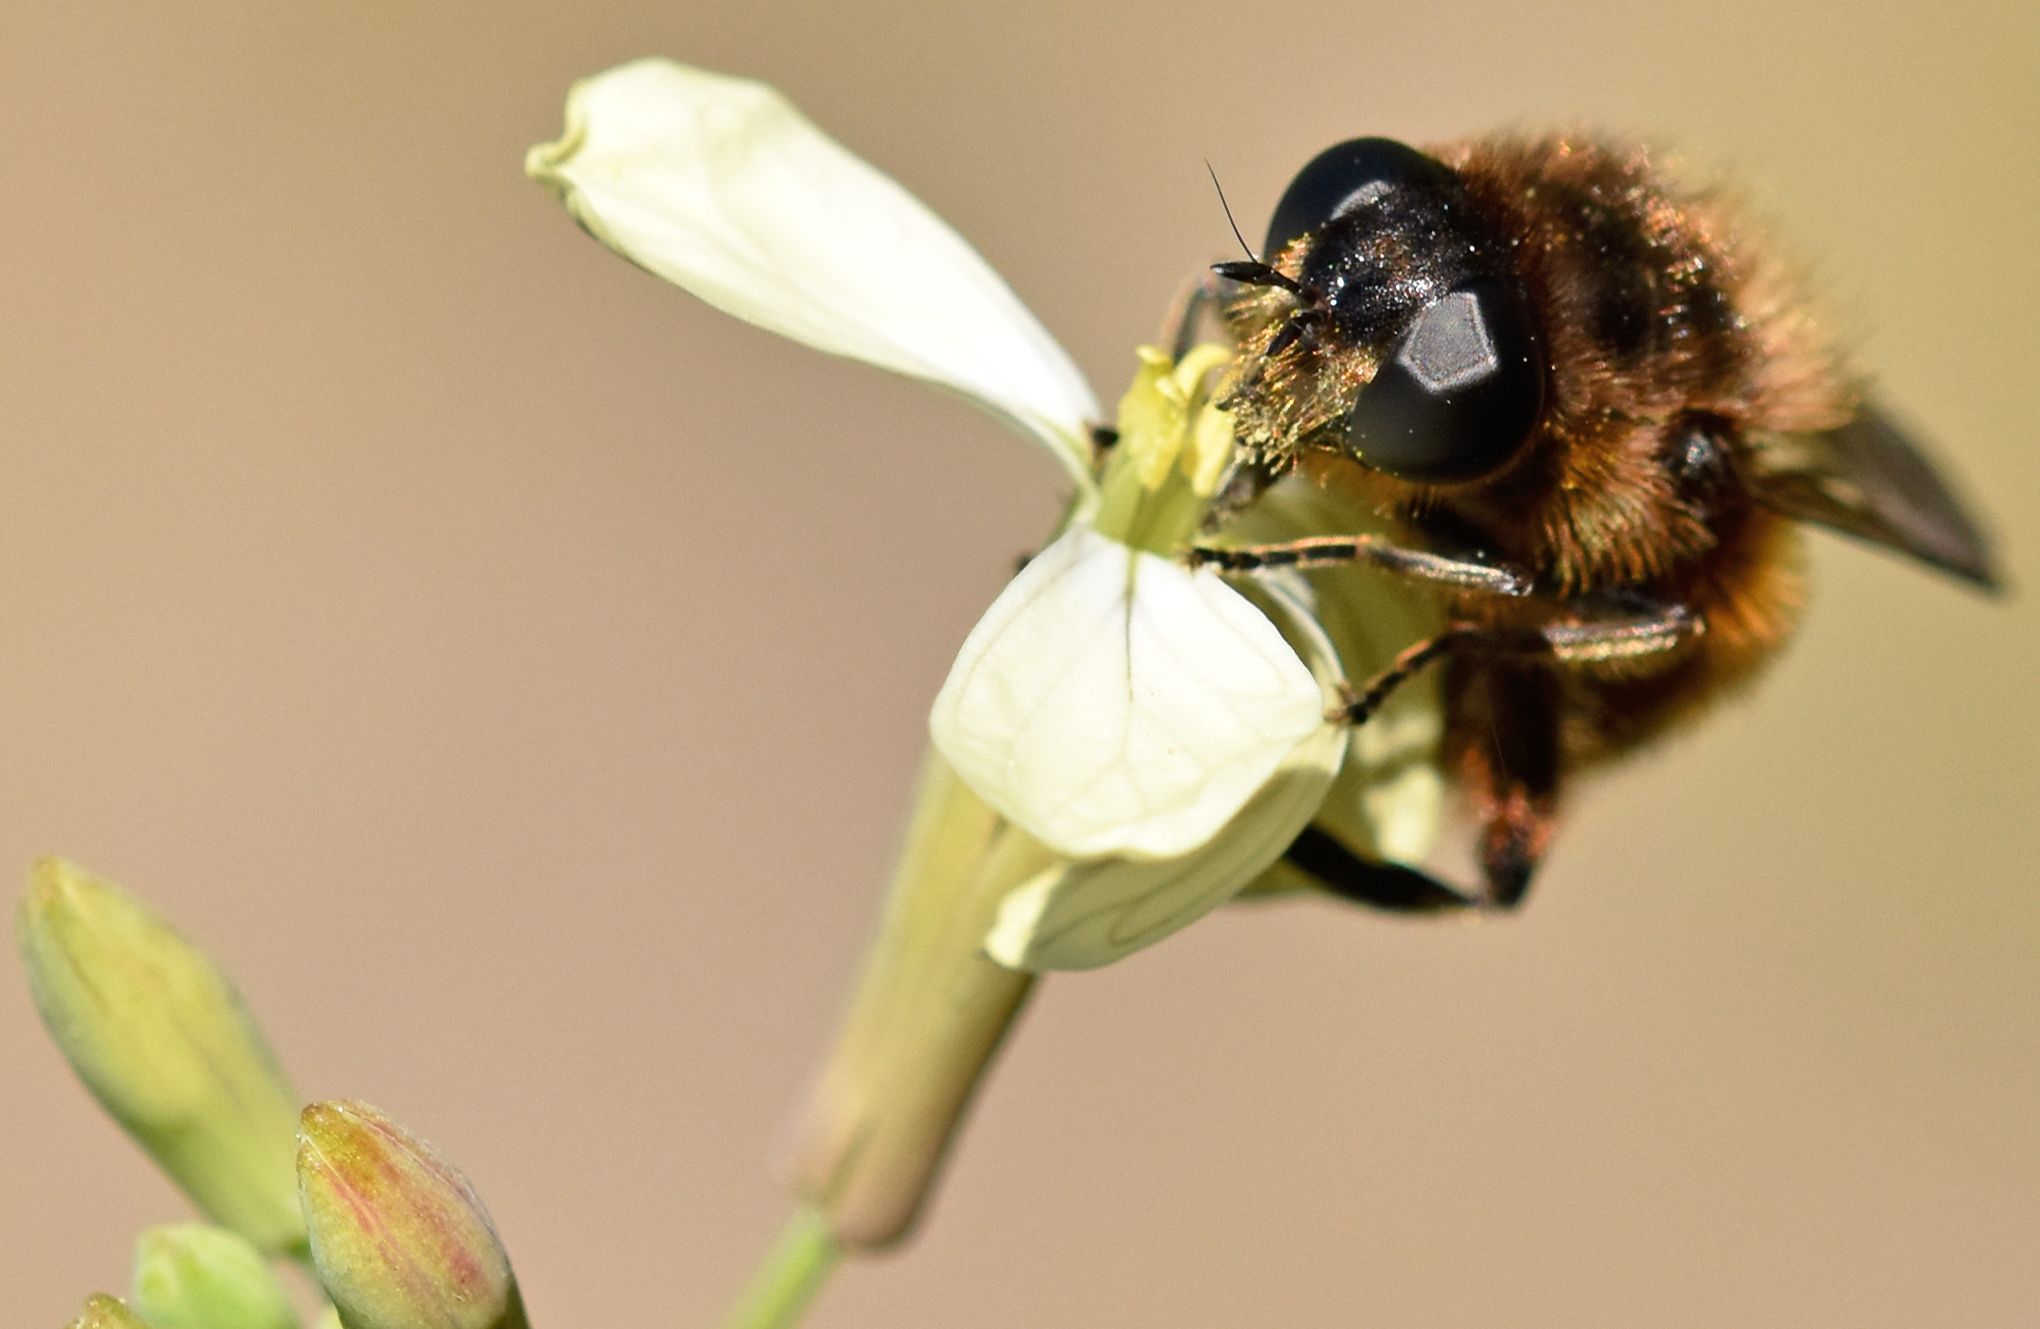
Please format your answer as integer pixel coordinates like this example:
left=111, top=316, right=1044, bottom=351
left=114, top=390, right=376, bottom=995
left=718, top=1209, right=841, bottom=1329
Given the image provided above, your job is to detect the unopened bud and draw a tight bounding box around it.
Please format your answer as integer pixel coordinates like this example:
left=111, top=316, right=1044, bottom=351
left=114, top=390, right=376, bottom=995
left=297, top=1101, right=529, bottom=1329
left=132, top=1224, right=298, bottom=1329
left=66, top=1295, right=150, bottom=1329
left=17, top=858, right=304, bottom=1252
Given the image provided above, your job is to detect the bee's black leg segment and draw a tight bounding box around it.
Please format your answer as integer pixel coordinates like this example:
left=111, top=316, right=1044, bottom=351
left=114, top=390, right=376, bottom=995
left=1283, top=824, right=1479, bottom=913
left=1189, top=536, right=1533, bottom=596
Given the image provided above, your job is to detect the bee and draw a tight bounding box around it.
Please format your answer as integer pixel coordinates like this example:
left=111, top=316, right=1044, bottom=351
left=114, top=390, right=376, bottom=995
left=1189, top=135, right=1999, bottom=912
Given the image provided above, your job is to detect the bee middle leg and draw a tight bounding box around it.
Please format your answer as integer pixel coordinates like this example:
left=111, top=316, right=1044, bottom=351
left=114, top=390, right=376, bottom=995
left=1335, top=604, right=1701, bottom=727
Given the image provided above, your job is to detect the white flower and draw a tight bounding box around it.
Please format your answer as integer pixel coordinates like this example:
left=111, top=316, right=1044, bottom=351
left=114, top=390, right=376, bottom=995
left=528, top=59, right=1443, bottom=971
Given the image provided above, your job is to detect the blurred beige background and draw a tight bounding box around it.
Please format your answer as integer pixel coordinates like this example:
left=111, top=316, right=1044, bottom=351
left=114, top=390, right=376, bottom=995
left=4, top=1, right=2036, bottom=1325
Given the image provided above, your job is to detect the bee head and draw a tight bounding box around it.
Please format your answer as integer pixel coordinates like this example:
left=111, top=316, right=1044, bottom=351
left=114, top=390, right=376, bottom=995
left=1227, top=138, right=1546, bottom=487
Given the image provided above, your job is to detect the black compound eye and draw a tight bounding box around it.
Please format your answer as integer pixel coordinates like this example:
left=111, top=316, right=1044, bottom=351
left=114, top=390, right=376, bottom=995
left=1263, top=137, right=1457, bottom=258
left=1342, top=276, right=1545, bottom=483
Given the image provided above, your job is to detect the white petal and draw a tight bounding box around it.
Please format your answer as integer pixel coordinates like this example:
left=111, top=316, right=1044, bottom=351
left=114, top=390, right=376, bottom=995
left=985, top=724, right=1345, bottom=970
left=527, top=59, right=1099, bottom=490
left=930, top=524, right=1326, bottom=860
left=980, top=581, right=1347, bottom=971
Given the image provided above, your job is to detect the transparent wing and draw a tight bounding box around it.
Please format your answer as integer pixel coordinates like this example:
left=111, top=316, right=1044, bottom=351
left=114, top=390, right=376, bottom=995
left=1750, top=406, right=1998, bottom=591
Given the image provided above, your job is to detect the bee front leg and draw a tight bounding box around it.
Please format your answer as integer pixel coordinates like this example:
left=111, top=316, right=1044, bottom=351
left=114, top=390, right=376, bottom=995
left=1157, top=267, right=1235, bottom=361
left=1189, top=536, right=1534, bottom=597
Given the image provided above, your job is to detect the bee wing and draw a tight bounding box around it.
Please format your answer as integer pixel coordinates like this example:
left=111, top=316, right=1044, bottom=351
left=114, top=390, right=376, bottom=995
left=1750, top=407, right=1999, bottom=590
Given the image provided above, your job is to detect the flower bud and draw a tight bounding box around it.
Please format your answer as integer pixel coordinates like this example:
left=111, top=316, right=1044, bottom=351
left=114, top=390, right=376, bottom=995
left=17, top=858, right=305, bottom=1253
left=66, top=1295, right=150, bottom=1329
left=132, top=1224, right=298, bottom=1329
left=297, top=1101, right=529, bottom=1329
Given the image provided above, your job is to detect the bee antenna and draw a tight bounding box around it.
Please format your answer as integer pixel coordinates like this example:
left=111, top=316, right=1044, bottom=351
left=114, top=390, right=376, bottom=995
left=1205, top=160, right=1257, bottom=262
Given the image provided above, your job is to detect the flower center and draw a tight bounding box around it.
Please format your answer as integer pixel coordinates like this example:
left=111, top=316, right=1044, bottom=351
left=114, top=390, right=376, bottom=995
left=1091, top=344, right=1237, bottom=554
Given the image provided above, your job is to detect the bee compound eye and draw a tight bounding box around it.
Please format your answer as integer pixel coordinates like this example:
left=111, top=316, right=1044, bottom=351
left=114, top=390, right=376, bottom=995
left=1263, top=137, right=1456, bottom=258
left=1342, top=277, right=1545, bottom=483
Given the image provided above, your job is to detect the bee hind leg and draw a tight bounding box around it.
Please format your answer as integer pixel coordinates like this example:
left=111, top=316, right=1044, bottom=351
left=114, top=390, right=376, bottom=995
left=1282, top=667, right=1562, bottom=915
left=1313, top=602, right=1702, bottom=911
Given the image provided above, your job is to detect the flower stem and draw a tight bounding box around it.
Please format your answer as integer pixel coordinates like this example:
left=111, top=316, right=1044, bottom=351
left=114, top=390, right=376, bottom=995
left=783, top=753, right=1049, bottom=1248
left=719, top=1209, right=841, bottom=1329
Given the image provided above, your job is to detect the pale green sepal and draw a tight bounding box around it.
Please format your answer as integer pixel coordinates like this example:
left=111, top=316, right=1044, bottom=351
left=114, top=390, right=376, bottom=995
left=17, top=859, right=306, bottom=1254
left=526, top=58, right=1099, bottom=499
left=67, top=1295, right=152, bottom=1329
left=132, top=1225, right=299, bottom=1329
left=930, top=523, right=1324, bottom=861
left=1218, top=477, right=1447, bottom=883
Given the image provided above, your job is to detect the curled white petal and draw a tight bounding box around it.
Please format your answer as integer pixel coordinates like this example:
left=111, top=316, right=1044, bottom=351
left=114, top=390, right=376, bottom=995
left=986, top=723, right=1345, bottom=970
left=982, top=581, right=1347, bottom=972
left=931, top=524, right=1327, bottom=861
left=527, top=59, right=1099, bottom=492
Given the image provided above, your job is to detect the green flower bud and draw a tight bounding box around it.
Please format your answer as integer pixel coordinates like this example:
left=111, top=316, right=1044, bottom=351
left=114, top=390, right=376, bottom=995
left=17, top=858, right=305, bottom=1253
left=66, top=1295, right=150, bottom=1329
left=132, top=1224, right=299, bottom=1329
left=297, top=1101, right=529, bottom=1329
